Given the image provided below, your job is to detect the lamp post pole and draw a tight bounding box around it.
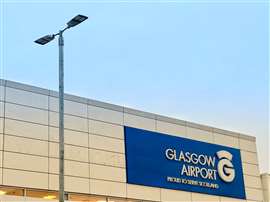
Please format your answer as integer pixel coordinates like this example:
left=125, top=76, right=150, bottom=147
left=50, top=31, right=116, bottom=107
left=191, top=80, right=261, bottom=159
left=34, top=14, right=88, bottom=202
left=58, top=30, right=65, bottom=202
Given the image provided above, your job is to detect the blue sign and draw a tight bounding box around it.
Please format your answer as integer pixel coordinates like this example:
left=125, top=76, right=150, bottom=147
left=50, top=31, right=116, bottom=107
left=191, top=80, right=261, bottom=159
left=124, top=126, right=246, bottom=199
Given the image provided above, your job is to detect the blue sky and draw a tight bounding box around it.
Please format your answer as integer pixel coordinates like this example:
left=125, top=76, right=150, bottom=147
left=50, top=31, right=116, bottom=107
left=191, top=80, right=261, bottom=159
left=0, top=0, right=269, bottom=172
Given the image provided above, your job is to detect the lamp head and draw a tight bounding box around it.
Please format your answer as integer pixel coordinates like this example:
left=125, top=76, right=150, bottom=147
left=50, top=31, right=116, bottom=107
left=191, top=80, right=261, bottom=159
left=34, top=34, right=55, bottom=45
left=67, top=14, right=88, bottom=28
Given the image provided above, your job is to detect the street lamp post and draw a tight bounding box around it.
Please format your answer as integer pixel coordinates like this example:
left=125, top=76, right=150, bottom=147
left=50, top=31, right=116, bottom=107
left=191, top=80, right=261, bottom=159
left=34, top=14, right=88, bottom=202
left=58, top=30, right=65, bottom=202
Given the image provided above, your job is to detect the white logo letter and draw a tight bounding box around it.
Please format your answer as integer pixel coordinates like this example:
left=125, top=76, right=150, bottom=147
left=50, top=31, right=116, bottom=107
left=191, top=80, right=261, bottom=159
left=216, top=150, right=235, bottom=183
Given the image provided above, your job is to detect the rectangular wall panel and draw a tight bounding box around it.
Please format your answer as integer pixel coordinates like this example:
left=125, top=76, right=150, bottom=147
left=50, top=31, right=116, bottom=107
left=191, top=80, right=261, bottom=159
left=90, top=179, right=126, bottom=198
left=186, top=127, right=214, bottom=143
left=4, top=152, right=48, bottom=173
left=3, top=168, right=48, bottom=189
left=89, top=148, right=125, bottom=168
left=49, top=127, right=88, bottom=147
left=5, top=103, right=48, bottom=125
left=4, top=135, right=48, bottom=156
left=5, top=119, right=48, bottom=140
left=88, top=105, right=123, bottom=125
left=5, top=87, right=48, bottom=109
left=124, top=113, right=156, bottom=131
left=156, top=120, right=186, bottom=138
left=49, top=158, right=89, bottom=178
left=49, top=112, right=88, bottom=132
left=89, top=134, right=125, bottom=153
left=90, top=164, right=126, bottom=182
left=49, top=97, right=87, bottom=117
left=89, top=120, right=124, bottom=139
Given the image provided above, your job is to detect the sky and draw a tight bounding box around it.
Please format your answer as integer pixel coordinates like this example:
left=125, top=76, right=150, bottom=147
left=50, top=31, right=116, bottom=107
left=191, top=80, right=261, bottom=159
left=0, top=0, right=269, bottom=173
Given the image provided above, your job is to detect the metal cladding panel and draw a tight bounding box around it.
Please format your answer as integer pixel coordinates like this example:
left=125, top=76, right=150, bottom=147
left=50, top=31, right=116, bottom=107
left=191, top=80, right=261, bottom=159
left=124, top=126, right=246, bottom=199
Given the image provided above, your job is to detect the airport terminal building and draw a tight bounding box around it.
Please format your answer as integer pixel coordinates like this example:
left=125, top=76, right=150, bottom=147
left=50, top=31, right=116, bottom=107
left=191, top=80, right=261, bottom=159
left=0, top=79, right=268, bottom=202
